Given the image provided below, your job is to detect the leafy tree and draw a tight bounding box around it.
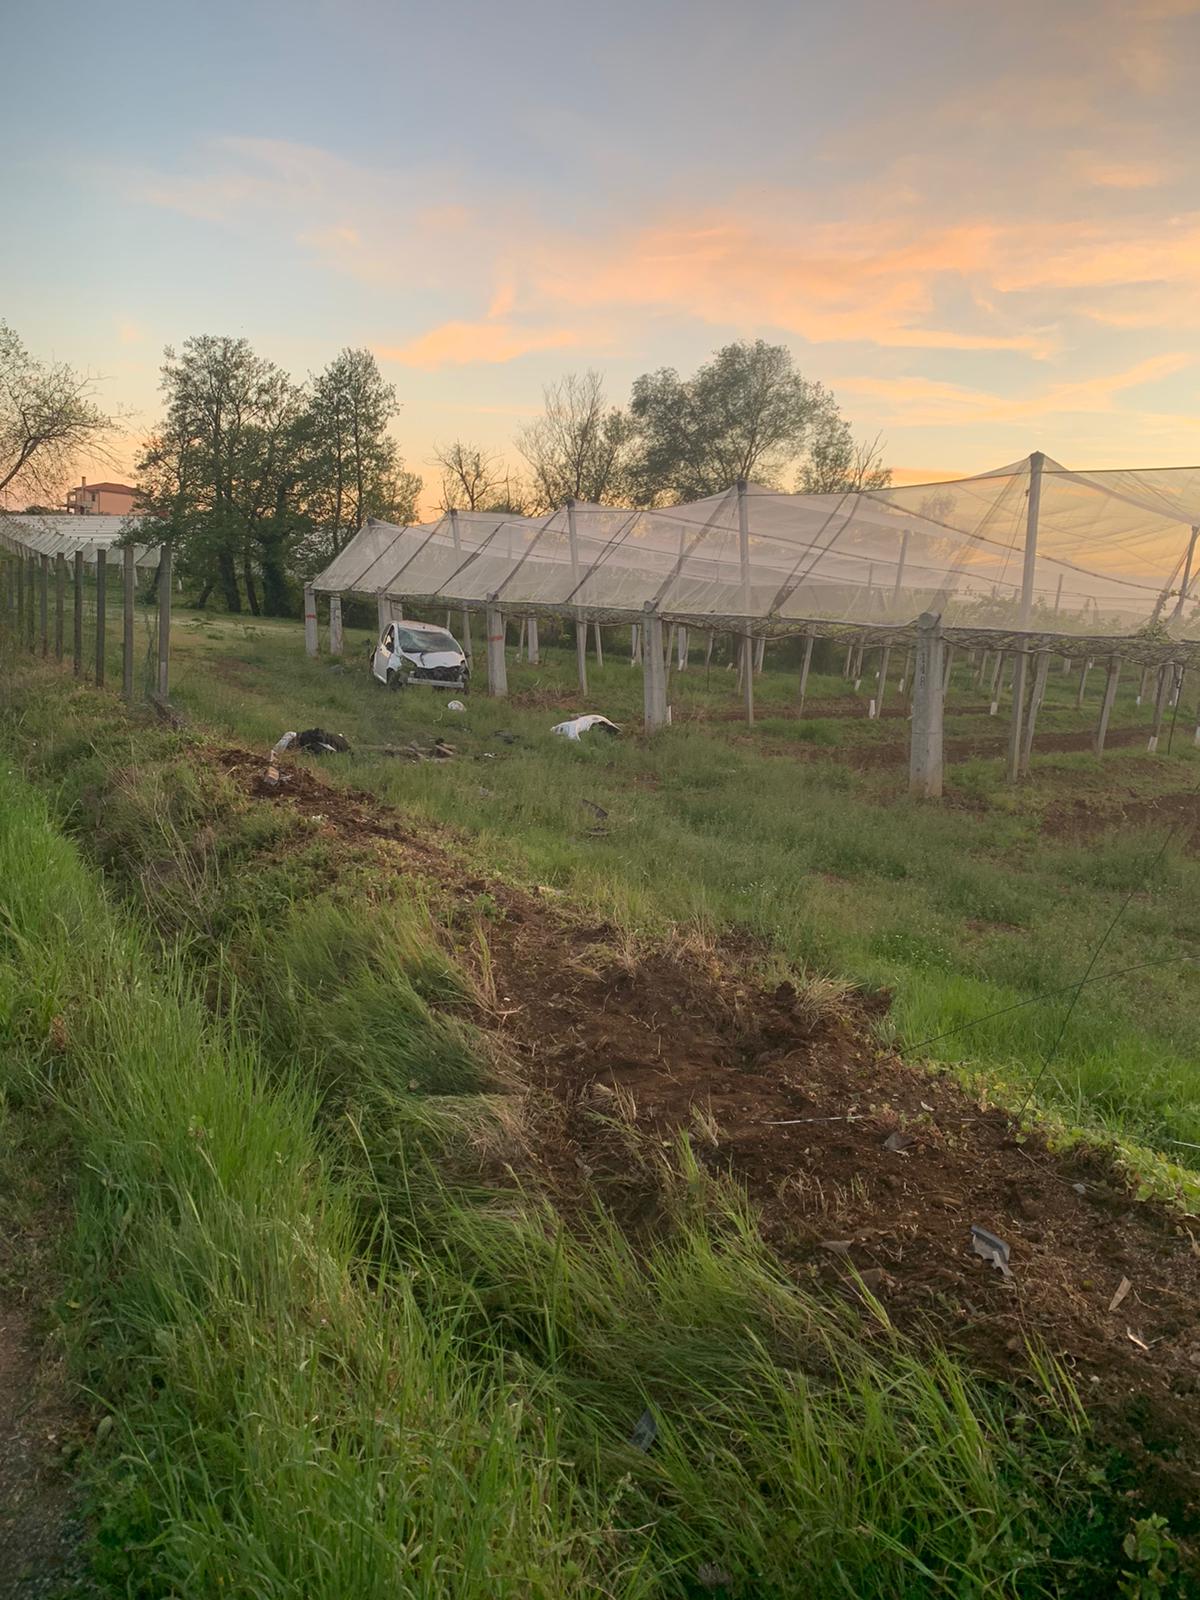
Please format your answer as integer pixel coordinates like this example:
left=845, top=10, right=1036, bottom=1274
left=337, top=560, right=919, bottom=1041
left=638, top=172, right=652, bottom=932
left=137, top=336, right=307, bottom=613
left=517, top=371, right=635, bottom=509
left=306, top=349, right=418, bottom=556
left=629, top=340, right=838, bottom=503
left=0, top=321, right=115, bottom=505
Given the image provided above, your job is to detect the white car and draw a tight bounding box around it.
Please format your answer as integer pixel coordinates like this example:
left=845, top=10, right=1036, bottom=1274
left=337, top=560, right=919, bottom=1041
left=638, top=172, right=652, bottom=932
left=372, top=619, right=470, bottom=690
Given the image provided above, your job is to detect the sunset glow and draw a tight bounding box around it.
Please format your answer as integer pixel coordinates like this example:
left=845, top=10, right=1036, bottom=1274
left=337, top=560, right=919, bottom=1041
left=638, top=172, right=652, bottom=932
left=4, top=0, right=1199, bottom=513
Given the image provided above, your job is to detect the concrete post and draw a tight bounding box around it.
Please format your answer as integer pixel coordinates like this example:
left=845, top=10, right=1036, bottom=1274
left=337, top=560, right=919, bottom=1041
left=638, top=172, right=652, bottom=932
left=1094, top=657, right=1120, bottom=755
left=157, top=544, right=172, bottom=699
left=874, top=644, right=892, bottom=718
left=73, top=552, right=83, bottom=676
left=1075, top=657, right=1091, bottom=710
left=893, top=530, right=910, bottom=607
left=376, top=592, right=389, bottom=636
left=123, top=544, right=136, bottom=700
left=485, top=604, right=507, bottom=697
left=798, top=632, right=814, bottom=710
left=526, top=616, right=539, bottom=664
left=25, top=555, right=35, bottom=648
left=909, top=612, right=945, bottom=800
left=677, top=625, right=688, bottom=670
left=566, top=499, right=588, bottom=696
left=54, top=554, right=64, bottom=661
left=95, top=549, right=107, bottom=687
left=1007, top=452, right=1045, bottom=781
left=38, top=555, right=49, bottom=655
left=1148, top=663, right=1172, bottom=752
left=304, top=585, right=318, bottom=657
left=593, top=621, right=604, bottom=668
left=642, top=608, right=668, bottom=732
left=736, top=478, right=753, bottom=726
left=329, top=594, right=344, bottom=656
left=1018, top=650, right=1051, bottom=776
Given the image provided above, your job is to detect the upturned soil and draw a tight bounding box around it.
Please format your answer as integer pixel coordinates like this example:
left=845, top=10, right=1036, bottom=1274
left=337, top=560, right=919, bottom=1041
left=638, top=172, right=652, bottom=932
left=214, top=743, right=1200, bottom=1527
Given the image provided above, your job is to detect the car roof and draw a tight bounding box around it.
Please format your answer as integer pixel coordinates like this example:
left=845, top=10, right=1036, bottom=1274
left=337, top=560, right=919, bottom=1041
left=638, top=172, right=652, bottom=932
left=397, top=620, right=450, bottom=633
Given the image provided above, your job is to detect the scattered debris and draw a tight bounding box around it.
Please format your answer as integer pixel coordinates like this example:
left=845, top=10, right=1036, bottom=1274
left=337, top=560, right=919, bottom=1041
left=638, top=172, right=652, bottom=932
left=1072, top=1182, right=1087, bottom=1196
left=697, top=1562, right=734, bottom=1591
left=581, top=798, right=609, bottom=819
left=446, top=700, right=466, bottom=712
left=819, top=1239, right=853, bottom=1255
left=970, top=1225, right=1013, bottom=1278
left=1108, top=1275, right=1133, bottom=1313
left=628, top=1407, right=658, bottom=1452
left=433, top=739, right=456, bottom=760
left=1127, top=1329, right=1151, bottom=1352
left=275, top=727, right=352, bottom=755
left=551, top=714, right=621, bottom=740
left=494, top=729, right=519, bottom=745
left=883, top=1130, right=916, bottom=1153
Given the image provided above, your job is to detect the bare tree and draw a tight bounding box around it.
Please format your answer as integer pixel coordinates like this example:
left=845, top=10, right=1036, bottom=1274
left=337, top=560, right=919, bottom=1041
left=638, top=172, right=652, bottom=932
left=432, top=439, right=501, bottom=511
left=517, top=371, right=635, bottom=509
left=798, top=412, right=892, bottom=495
left=0, top=322, right=116, bottom=505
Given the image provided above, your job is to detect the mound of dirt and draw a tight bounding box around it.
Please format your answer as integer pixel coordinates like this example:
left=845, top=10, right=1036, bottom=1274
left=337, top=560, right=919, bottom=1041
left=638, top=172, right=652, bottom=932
left=213, top=743, right=1200, bottom=1521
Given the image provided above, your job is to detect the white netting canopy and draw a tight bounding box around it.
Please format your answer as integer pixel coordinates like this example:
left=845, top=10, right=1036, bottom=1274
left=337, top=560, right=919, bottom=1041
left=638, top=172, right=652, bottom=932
left=0, top=514, right=162, bottom=569
left=308, top=454, right=1200, bottom=646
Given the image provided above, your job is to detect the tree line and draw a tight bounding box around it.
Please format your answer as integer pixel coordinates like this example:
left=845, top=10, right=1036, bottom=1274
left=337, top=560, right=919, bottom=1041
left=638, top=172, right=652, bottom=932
left=1, top=321, right=888, bottom=616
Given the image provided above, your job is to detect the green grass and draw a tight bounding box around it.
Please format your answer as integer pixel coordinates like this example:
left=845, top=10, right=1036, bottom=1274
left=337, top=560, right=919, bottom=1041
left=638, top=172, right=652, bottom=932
left=115, top=603, right=1200, bottom=1164
left=0, top=716, right=1125, bottom=1597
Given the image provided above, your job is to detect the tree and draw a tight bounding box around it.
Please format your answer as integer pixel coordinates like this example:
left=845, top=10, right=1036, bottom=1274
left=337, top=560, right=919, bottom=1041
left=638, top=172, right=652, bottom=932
left=432, top=439, right=501, bottom=511
left=137, top=336, right=307, bottom=613
left=629, top=340, right=838, bottom=503
left=797, top=412, right=891, bottom=495
left=0, top=321, right=115, bottom=505
left=516, top=371, right=635, bottom=509
left=306, top=349, right=418, bottom=556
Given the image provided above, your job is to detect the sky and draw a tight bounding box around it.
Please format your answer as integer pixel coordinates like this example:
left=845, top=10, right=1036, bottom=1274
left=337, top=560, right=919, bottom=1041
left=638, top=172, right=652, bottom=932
left=3, top=0, right=1199, bottom=515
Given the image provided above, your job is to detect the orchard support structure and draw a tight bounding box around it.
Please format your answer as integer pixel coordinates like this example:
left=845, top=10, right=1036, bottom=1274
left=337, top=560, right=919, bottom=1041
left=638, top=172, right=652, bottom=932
left=909, top=612, right=945, bottom=800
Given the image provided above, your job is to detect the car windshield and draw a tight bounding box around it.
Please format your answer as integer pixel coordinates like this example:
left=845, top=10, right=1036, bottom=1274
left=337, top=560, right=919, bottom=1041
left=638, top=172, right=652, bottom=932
left=395, top=628, right=459, bottom=654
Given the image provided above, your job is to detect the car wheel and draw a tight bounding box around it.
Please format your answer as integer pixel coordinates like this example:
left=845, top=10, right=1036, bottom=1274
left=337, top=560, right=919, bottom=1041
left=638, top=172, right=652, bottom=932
left=386, top=668, right=404, bottom=690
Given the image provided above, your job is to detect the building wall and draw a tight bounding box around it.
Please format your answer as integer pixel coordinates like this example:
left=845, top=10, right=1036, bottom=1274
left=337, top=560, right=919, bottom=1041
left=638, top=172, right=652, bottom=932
left=66, top=485, right=138, bottom=515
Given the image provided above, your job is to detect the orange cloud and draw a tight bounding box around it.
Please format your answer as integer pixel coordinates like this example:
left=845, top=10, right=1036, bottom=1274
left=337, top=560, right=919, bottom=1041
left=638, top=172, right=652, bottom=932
left=839, top=354, right=1193, bottom=429
left=378, top=320, right=583, bottom=369
left=531, top=214, right=1057, bottom=354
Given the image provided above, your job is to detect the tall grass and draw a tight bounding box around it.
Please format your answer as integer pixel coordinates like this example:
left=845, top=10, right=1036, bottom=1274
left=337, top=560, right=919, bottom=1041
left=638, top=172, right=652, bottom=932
left=0, top=754, right=1110, bottom=1595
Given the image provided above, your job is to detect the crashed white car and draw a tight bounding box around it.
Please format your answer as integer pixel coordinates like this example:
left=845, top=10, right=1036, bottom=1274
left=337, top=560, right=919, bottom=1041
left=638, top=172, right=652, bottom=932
left=372, top=620, right=470, bottom=690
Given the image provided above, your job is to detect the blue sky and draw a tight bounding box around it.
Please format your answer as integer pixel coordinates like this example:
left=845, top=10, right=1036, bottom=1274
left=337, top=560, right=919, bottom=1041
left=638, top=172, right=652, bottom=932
left=4, top=0, right=1199, bottom=510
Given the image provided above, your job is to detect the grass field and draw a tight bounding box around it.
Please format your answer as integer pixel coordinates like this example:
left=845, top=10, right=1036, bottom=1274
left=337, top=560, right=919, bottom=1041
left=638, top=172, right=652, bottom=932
left=139, top=601, right=1200, bottom=1167
left=4, top=593, right=1200, bottom=1595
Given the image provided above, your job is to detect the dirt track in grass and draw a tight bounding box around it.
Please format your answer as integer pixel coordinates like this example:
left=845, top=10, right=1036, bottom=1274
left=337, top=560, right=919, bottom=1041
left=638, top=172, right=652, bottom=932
left=212, top=742, right=1200, bottom=1523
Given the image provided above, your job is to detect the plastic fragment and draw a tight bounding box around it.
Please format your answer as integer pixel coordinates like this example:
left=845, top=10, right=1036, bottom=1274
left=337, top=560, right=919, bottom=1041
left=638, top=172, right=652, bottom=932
left=628, top=1408, right=658, bottom=1452
left=970, top=1224, right=1012, bottom=1278
left=1108, top=1276, right=1132, bottom=1313
left=552, top=714, right=622, bottom=740
left=883, top=1130, right=916, bottom=1153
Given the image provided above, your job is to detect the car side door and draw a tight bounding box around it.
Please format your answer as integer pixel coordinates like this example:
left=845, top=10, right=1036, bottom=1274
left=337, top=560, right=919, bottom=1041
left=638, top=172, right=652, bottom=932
left=372, top=623, right=395, bottom=682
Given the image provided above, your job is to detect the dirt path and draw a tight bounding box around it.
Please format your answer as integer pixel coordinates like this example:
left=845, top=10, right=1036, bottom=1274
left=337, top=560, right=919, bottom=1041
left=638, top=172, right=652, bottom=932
left=0, top=1289, right=87, bottom=1597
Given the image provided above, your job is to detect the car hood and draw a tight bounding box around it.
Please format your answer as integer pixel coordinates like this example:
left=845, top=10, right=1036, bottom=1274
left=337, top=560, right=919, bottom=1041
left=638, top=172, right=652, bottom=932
left=400, top=649, right=464, bottom=668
